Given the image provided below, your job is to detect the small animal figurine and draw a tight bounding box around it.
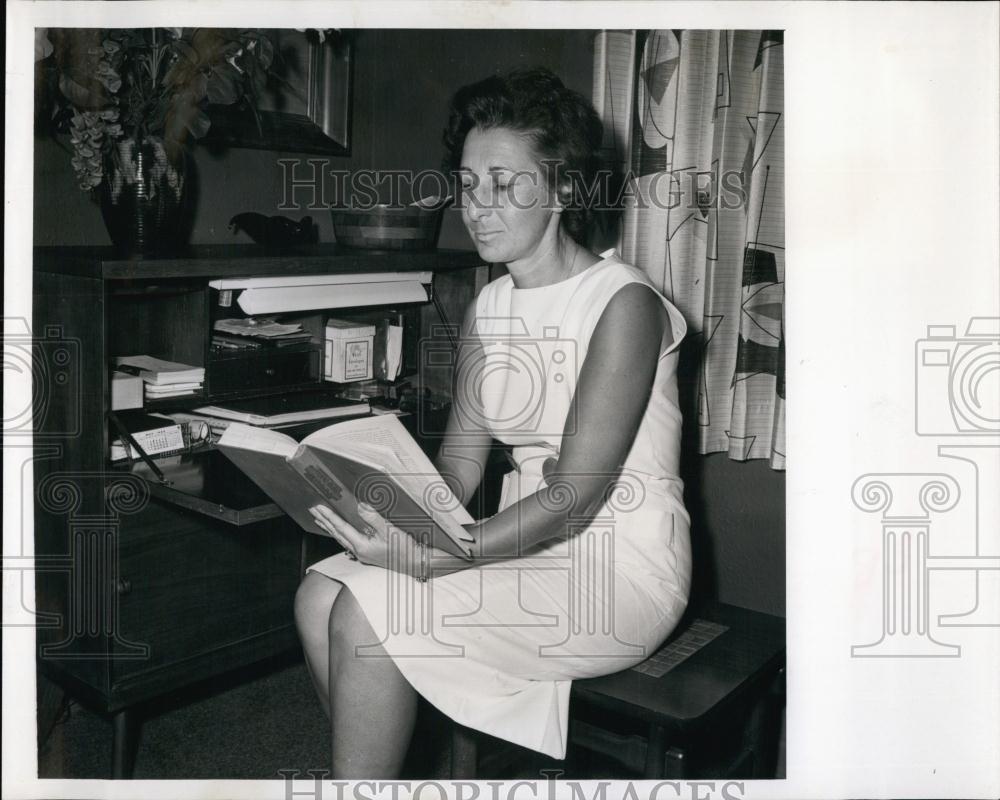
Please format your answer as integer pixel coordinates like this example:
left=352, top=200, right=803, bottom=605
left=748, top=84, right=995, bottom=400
left=228, top=213, right=319, bottom=246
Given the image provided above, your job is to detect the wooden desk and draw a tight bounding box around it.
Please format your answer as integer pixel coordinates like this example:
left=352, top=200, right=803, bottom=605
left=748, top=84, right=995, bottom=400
left=31, top=245, right=485, bottom=777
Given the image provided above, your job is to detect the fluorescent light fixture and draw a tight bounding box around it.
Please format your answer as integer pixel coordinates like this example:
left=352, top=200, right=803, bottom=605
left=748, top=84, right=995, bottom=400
left=208, top=272, right=432, bottom=314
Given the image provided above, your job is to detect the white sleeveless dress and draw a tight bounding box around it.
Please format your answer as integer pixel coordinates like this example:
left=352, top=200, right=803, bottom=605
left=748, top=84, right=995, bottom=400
left=307, top=250, right=691, bottom=759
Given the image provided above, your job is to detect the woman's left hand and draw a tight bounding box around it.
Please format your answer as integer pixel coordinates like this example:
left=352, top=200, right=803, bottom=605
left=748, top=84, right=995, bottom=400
left=310, top=502, right=407, bottom=573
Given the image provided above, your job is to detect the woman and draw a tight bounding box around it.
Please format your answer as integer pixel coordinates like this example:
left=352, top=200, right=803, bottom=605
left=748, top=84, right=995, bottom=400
left=294, top=67, right=691, bottom=777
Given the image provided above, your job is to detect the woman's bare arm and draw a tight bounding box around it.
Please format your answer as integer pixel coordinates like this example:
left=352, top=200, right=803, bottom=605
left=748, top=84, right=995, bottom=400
left=316, top=283, right=673, bottom=579
left=433, top=299, right=494, bottom=506
left=433, top=282, right=672, bottom=568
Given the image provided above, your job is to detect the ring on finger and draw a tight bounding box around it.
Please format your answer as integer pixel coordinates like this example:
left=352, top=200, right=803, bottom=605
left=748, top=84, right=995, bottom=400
left=363, top=524, right=376, bottom=538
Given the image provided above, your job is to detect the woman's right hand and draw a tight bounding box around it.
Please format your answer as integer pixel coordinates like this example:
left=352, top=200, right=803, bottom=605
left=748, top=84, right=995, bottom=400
left=309, top=504, right=365, bottom=556
left=309, top=503, right=417, bottom=576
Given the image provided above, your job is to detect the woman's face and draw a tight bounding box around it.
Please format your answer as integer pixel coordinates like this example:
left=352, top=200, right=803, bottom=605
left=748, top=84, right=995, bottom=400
left=457, top=126, right=561, bottom=264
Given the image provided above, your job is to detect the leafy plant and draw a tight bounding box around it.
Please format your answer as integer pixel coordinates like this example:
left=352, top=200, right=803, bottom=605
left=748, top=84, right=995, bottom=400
left=37, top=28, right=280, bottom=191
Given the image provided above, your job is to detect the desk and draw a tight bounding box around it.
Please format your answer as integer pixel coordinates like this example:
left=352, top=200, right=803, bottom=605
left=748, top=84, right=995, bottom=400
left=31, top=245, right=485, bottom=777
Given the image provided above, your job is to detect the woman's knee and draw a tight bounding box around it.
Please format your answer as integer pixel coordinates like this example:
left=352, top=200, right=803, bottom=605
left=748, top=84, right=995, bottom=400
left=328, top=588, right=382, bottom=654
left=294, top=572, right=342, bottom=637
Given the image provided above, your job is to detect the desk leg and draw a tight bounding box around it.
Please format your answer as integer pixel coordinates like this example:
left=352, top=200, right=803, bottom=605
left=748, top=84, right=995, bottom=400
left=643, top=723, right=667, bottom=778
left=747, top=668, right=785, bottom=778
left=663, top=745, right=689, bottom=780
left=112, top=707, right=138, bottom=779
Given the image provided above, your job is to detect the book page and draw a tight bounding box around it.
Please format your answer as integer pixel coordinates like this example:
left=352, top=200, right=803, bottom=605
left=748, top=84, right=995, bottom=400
left=304, top=416, right=475, bottom=531
left=304, top=415, right=420, bottom=464
left=316, top=437, right=403, bottom=473
left=320, top=441, right=477, bottom=542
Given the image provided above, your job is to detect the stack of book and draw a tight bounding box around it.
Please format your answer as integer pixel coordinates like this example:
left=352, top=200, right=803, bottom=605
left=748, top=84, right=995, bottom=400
left=115, top=355, right=205, bottom=401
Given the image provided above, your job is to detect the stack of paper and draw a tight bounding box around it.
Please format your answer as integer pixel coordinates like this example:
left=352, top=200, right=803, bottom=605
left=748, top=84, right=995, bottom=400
left=213, top=318, right=315, bottom=350
left=115, top=355, right=205, bottom=401
left=215, top=318, right=304, bottom=338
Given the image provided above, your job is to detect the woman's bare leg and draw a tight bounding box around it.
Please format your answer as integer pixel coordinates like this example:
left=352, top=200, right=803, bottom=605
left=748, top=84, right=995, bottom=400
left=327, top=587, right=418, bottom=778
left=294, top=572, right=343, bottom=716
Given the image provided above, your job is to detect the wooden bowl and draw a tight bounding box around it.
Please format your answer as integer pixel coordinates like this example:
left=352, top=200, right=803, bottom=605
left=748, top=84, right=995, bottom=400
left=331, top=203, right=445, bottom=251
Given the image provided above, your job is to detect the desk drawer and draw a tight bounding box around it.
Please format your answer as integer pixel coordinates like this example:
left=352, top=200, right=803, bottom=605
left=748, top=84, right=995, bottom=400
left=111, top=505, right=303, bottom=685
left=207, top=347, right=320, bottom=395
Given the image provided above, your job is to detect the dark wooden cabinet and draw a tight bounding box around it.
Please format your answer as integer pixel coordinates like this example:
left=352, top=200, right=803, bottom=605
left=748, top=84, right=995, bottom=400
left=32, top=244, right=486, bottom=775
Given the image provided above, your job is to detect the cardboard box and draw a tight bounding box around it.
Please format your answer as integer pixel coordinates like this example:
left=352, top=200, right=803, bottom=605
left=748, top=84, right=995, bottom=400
left=324, top=319, right=376, bottom=383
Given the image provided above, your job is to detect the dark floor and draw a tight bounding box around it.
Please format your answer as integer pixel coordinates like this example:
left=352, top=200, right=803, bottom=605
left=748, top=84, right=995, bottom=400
left=40, top=656, right=332, bottom=780
left=37, top=654, right=629, bottom=781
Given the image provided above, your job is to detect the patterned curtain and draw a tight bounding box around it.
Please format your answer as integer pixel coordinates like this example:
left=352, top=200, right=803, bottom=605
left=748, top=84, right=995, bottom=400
left=593, top=30, right=785, bottom=469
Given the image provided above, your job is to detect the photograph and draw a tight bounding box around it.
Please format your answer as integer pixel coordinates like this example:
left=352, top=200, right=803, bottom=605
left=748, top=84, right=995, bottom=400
left=4, top=3, right=997, bottom=800
left=27, top=22, right=787, bottom=783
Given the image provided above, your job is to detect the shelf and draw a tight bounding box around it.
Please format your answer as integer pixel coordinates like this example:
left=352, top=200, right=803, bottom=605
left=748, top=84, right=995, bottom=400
left=113, top=447, right=285, bottom=526
left=109, top=410, right=379, bottom=525
left=141, top=392, right=208, bottom=413
left=34, top=244, right=487, bottom=281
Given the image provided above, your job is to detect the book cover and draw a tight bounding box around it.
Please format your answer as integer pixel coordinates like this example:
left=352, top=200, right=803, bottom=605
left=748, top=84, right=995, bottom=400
left=115, top=355, right=205, bottom=385
left=216, top=417, right=474, bottom=559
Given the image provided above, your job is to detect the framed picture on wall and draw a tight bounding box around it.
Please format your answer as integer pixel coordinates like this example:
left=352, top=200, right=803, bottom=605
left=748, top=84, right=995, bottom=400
left=205, top=28, right=353, bottom=155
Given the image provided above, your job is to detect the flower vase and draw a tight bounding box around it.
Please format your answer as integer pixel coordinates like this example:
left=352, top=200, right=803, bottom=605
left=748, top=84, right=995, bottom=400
left=99, top=136, right=189, bottom=257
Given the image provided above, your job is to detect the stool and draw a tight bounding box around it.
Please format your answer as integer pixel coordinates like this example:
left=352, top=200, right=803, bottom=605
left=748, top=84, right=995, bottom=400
left=449, top=603, right=785, bottom=779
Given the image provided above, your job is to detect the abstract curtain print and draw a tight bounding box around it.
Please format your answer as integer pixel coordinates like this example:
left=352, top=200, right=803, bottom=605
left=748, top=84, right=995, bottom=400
left=593, top=30, right=785, bottom=469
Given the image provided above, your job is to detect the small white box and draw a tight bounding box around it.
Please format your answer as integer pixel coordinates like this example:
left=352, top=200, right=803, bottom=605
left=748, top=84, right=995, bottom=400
left=324, top=319, right=376, bottom=383
left=111, top=371, right=144, bottom=410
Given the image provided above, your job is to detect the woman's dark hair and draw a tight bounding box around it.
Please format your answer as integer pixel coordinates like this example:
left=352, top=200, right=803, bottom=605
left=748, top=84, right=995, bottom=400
left=442, top=67, right=605, bottom=245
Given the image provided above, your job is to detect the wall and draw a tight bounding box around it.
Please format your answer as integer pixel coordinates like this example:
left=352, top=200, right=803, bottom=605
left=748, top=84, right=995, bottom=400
left=33, top=27, right=785, bottom=618
left=35, top=31, right=374, bottom=247
left=685, top=452, right=786, bottom=616
left=357, top=29, right=598, bottom=250
left=34, top=28, right=596, bottom=248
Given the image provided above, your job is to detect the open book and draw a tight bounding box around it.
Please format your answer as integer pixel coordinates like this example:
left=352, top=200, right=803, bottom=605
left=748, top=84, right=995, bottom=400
left=217, top=415, right=475, bottom=559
